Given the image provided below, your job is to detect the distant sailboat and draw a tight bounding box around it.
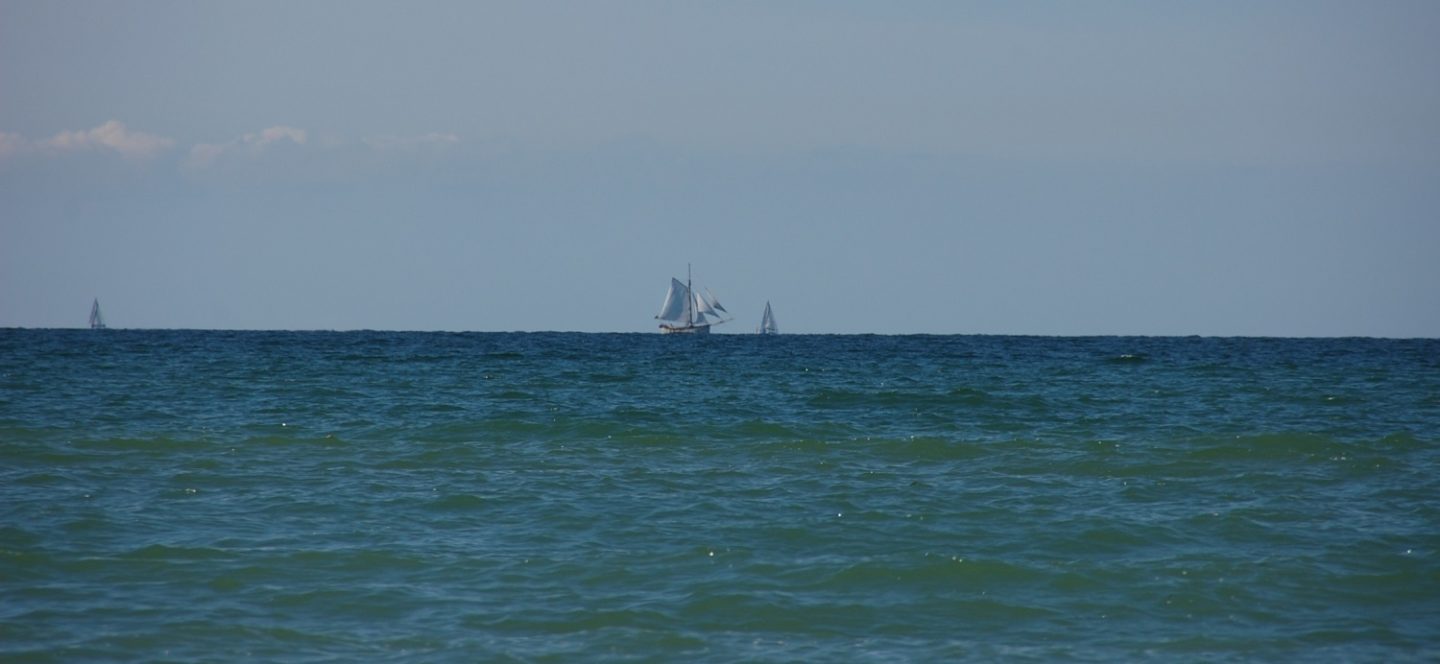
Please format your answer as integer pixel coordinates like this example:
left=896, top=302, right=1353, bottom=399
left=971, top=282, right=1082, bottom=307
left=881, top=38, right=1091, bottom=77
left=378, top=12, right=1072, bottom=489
left=89, top=298, right=107, bottom=330
left=757, top=301, right=778, bottom=335
left=656, top=265, right=730, bottom=334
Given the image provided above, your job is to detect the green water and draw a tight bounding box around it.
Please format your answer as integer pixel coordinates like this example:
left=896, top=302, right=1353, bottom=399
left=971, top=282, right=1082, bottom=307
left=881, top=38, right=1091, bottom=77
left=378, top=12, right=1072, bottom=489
left=2, top=330, right=1437, bottom=661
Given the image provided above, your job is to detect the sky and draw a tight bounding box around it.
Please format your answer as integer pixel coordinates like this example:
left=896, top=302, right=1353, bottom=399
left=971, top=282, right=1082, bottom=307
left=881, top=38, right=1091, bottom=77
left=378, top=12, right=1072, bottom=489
left=2, top=1, right=1438, bottom=336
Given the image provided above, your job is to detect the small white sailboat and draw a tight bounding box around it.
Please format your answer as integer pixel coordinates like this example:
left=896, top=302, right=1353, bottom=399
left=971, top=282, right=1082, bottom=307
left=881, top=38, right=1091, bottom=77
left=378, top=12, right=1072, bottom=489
left=656, top=265, right=730, bottom=334
left=89, top=298, right=107, bottom=330
left=757, top=301, right=778, bottom=335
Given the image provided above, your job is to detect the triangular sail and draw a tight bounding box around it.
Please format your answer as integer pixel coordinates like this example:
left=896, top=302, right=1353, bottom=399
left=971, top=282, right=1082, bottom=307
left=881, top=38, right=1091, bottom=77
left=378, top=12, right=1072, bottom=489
left=693, top=291, right=719, bottom=318
left=89, top=298, right=107, bottom=330
left=656, top=278, right=690, bottom=322
left=701, top=288, right=728, bottom=314
left=759, top=301, right=777, bottom=334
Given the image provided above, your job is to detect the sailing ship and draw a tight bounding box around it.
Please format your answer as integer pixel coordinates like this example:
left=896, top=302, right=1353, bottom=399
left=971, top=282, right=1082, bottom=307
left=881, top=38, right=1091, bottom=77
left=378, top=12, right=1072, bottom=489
left=757, top=301, right=778, bottom=335
left=89, top=298, right=107, bottom=330
left=655, top=266, right=730, bottom=334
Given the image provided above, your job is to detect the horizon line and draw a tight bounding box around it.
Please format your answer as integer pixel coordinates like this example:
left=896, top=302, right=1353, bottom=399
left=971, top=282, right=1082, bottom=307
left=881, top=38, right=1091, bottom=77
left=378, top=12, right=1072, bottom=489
left=2, top=326, right=1435, bottom=341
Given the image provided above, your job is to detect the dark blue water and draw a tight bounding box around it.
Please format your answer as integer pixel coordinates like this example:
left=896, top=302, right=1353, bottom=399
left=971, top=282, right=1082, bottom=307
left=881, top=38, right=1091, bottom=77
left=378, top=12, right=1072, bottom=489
left=3, top=330, right=1438, bottom=661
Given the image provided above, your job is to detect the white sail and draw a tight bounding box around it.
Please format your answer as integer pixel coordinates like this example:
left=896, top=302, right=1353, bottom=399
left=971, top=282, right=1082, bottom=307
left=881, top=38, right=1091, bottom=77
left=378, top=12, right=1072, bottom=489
left=680, top=285, right=695, bottom=324
left=701, top=288, right=728, bottom=314
left=693, top=291, right=719, bottom=318
left=759, top=301, right=777, bottom=334
left=89, top=298, right=107, bottom=330
left=656, top=278, right=690, bottom=322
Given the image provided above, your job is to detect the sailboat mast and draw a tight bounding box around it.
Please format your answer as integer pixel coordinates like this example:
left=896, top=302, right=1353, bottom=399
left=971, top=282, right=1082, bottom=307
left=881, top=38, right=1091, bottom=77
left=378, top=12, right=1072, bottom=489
left=687, top=263, right=693, bottom=327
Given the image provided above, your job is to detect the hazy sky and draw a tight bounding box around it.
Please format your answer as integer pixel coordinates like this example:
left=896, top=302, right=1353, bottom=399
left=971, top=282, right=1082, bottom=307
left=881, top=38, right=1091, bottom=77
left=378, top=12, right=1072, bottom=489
left=3, top=1, right=1437, bottom=335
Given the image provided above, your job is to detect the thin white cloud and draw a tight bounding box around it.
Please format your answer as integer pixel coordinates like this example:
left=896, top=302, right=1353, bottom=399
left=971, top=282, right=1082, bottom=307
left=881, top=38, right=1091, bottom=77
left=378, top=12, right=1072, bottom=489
left=186, top=142, right=228, bottom=167
left=2, top=123, right=464, bottom=171
left=250, top=126, right=308, bottom=146
left=0, top=121, right=174, bottom=159
left=45, top=120, right=174, bottom=158
left=0, top=131, right=27, bottom=158
left=187, top=125, right=308, bottom=168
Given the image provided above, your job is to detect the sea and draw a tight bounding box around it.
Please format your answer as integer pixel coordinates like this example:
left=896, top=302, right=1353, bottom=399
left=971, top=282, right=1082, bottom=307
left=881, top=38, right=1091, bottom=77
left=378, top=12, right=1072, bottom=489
left=2, top=329, right=1437, bottom=662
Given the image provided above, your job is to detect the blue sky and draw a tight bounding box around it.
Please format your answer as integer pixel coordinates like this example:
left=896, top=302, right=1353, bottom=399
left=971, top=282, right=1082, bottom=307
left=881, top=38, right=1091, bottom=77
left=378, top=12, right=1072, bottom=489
left=3, top=1, right=1437, bottom=335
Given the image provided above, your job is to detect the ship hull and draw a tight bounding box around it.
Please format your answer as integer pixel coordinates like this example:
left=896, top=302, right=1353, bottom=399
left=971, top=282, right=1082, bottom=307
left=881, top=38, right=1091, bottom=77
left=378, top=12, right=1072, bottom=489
left=659, top=324, right=711, bottom=335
